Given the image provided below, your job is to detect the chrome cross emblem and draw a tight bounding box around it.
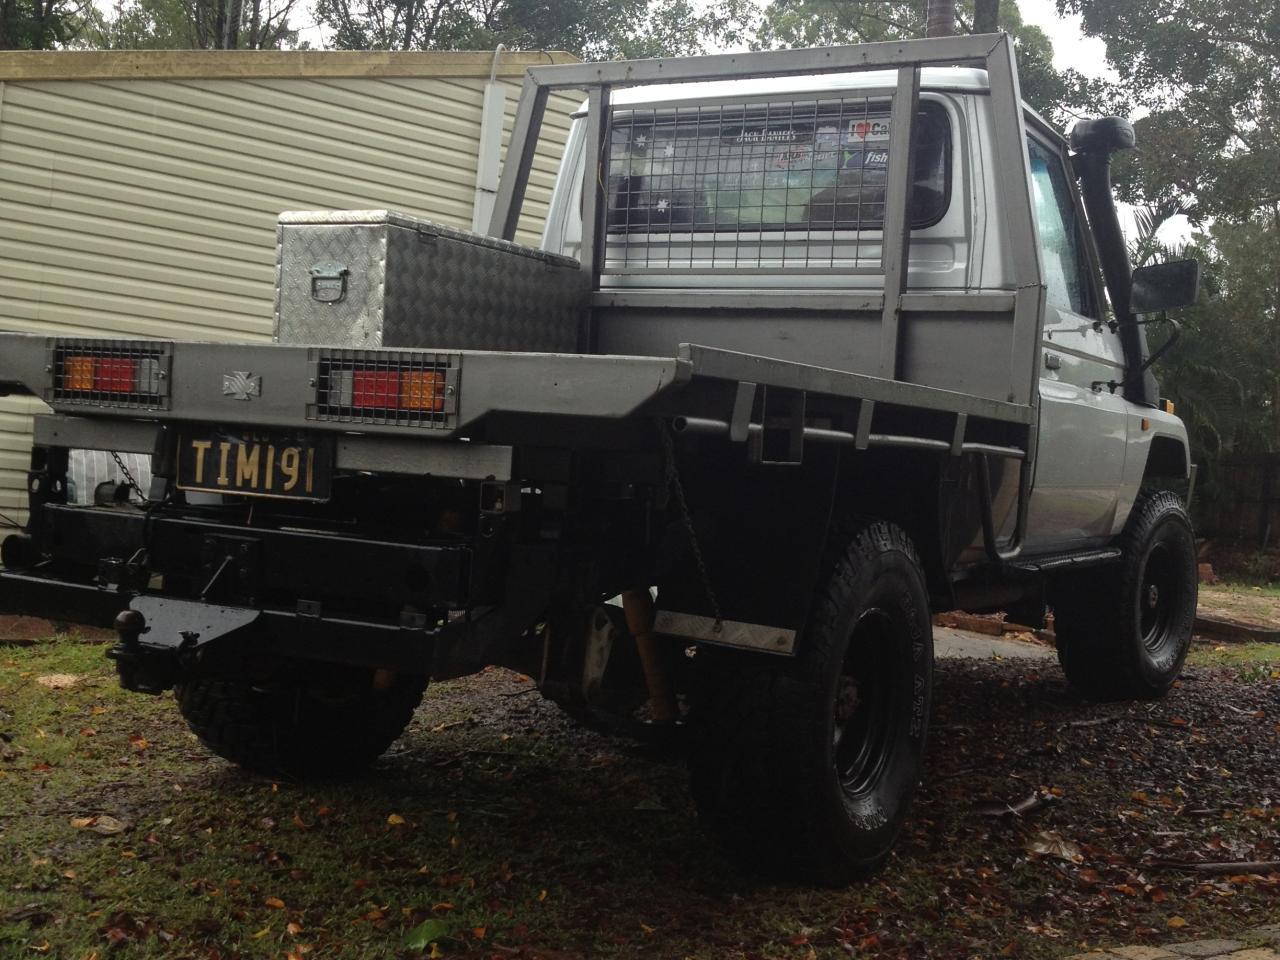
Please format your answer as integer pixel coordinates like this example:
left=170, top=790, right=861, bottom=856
left=222, top=371, right=261, bottom=401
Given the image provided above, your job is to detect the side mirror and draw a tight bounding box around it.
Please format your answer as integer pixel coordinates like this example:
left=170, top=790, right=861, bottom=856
left=1130, top=259, right=1200, bottom=314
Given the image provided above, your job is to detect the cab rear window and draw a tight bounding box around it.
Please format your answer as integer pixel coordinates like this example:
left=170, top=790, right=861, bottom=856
left=605, top=99, right=950, bottom=235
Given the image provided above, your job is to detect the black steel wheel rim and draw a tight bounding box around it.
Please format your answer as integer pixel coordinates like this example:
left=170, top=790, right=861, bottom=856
left=833, top=608, right=904, bottom=799
left=1139, top=542, right=1179, bottom=653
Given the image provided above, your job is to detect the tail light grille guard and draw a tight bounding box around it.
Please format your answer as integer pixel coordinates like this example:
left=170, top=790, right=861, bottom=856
left=46, top=339, right=172, bottom=410
left=307, top=348, right=461, bottom=429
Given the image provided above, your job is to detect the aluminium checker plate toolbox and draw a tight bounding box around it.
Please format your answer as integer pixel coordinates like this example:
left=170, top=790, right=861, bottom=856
left=274, top=210, right=583, bottom=352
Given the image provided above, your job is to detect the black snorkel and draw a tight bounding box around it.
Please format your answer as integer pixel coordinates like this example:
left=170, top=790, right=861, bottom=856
left=1070, top=117, right=1160, bottom=408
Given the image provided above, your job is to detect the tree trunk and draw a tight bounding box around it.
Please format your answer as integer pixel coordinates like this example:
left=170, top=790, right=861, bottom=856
left=925, top=0, right=956, bottom=37
left=197, top=0, right=224, bottom=48
left=399, top=0, right=421, bottom=49
left=248, top=0, right=261, bottom=48
left=974, top=0, right=999, bottom=33
left=0, top=0, right=13, bottom=49
left=1272, top=202, right=1280, bottom=452
left=223, top=0, right=242, bottom=48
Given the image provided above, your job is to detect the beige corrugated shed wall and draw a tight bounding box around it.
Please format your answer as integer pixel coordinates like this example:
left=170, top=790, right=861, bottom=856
left=0, top=50, right=581, bottom=531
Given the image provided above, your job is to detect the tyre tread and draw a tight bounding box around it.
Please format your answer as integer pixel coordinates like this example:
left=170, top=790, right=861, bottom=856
left=689, top=516, right=930, bottom=883
left=1054, top=489, right=1196, bottom=700
left=176, top=670, right=426, bottom=779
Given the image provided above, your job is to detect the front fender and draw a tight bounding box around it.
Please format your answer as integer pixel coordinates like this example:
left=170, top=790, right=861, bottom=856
left=1113, top=408, right=1190, bottom=535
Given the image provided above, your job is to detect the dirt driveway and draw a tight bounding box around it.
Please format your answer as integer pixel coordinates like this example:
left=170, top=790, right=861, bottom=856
left=1, top=637, right=1277, bottom=960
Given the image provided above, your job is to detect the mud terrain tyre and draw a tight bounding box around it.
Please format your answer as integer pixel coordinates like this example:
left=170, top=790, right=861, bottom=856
left=1054, top=490, right=1197, bottom=701
left=176, top=663, right=427, bottom=778
left=689, top=518, right=933, bottom=883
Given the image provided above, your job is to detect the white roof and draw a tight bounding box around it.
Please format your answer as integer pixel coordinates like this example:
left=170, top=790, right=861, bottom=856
left=607, top=67, right=990, bottom=107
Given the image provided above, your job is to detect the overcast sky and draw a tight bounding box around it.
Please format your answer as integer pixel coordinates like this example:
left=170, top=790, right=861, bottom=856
left=1015, top=0, right=1113, bottom=78
left=297, top=1, right=1115, bottom=78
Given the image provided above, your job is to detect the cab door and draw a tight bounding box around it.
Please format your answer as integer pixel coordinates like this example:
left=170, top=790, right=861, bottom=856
left=1023, top=134, right=1129, bottom=551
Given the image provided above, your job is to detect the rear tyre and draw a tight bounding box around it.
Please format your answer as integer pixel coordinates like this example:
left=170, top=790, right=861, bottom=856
left=176, top=662, right=427, bottom=778
left=1054, top=490, right=1197, bottom=701
left=689, top=519, right=933, bottom=883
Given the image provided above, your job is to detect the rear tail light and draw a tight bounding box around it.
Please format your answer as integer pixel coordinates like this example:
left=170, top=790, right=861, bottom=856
left=330, top=368, right=445, bottom=412
left=50, top=341, right=170, bottom=409
left=311, top=350, right=456, bottom=428
left=63, top=355, right=162, bottom=394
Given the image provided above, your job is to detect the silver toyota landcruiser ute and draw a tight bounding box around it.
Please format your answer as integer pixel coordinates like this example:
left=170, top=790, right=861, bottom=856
left=0, top=35, right=1201, bottom=881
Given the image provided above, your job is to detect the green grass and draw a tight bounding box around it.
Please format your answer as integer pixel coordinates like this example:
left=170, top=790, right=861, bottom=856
left=1187, top=639, right=1280, bottom=677
left=1203, top=581, right=1280, bottom=598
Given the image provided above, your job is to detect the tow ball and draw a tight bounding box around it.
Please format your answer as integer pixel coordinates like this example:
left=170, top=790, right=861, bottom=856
left=106, top=608, right=185, bottom=695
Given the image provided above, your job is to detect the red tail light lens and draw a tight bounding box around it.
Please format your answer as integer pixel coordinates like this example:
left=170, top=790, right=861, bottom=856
left=93, top=358, right=139, bottom=392
left=312, top=350, right=455, bottom=429
left=333, top=368, right=444, bottom=412
left=56, top=345, right=167, bottom=407
left=352, top=370, right=402, bottom=408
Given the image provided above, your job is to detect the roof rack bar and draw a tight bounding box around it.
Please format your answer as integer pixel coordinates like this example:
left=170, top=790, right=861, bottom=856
left=488, top=75, right=547, bottom=240
left=523, top=33, right=1001, bottom=90
left=578, top=83, right=610, bottom=343
left=985, top=32, right=1044, bottom=408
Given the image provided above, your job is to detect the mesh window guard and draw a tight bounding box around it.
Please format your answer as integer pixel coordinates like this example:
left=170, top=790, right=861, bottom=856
left=603, top=97, right=949, bottom=274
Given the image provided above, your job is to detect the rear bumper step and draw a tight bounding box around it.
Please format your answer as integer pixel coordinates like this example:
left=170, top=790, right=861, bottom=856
left=109, top=595, right=439, bottom=692
left=33, top=504, right=479, bottom=610
left=0, top=570, right=129, bottom=628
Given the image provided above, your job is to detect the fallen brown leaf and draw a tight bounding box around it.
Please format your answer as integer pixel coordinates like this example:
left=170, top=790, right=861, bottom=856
left=35, top=674, right=80, bottom=689
left=1026, top=830, right=1083, bottom=863
left=69, top=815, right=127, bottom=836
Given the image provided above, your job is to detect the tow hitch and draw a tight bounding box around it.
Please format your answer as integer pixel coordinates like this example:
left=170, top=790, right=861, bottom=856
left=107, top=598, right=262, bottom=694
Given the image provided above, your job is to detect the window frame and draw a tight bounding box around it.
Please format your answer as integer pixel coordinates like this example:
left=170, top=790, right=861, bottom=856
left=1024, top=128, right=1104, bottom=322
left=602, top=97, right=955, bottom=239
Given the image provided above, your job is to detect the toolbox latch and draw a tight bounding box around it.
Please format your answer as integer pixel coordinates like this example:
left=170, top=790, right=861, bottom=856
left=309, top=261, right=348, bottom=303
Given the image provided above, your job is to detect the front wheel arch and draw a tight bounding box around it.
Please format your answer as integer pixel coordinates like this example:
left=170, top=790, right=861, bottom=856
left=1142, top=434, right=1190, bottom=483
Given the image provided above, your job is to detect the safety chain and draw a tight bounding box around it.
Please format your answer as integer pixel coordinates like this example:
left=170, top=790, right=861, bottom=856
left=658, top=421, right=723, bottom=632
left=110, top=452, right=151, bottom=505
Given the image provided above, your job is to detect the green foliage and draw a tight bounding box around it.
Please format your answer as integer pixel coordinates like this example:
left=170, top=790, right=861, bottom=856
left=1060, top=1, right=1280, bottom=468
left=84, top=0, right=302, bottom=49
left=753, top=1, right=1067, bottom=121
left=402, top=917, right=452, bottom=949
left=312, top=0, right=751, bottom=58
left=80, top=0, right=197, bottom=48
left=1152, top=215, right=1280, bottom=462
left=0, top=0, right=83, bottom=48
left=1060, top=0, right=1280, bottom=222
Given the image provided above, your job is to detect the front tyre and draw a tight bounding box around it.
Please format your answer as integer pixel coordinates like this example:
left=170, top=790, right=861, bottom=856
left=689, top=519, right=933, bottom=883
left=1054, top=490, right=1197, bottom=700
left=176, top=662, right=427, bottom=779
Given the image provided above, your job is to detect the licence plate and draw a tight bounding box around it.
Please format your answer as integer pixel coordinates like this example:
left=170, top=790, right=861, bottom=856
left=177, top=429, right=333, bottom=502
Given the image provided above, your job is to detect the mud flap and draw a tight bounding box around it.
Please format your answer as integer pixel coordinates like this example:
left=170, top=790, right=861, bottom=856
left=654, top=442, right=841, bottom=656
